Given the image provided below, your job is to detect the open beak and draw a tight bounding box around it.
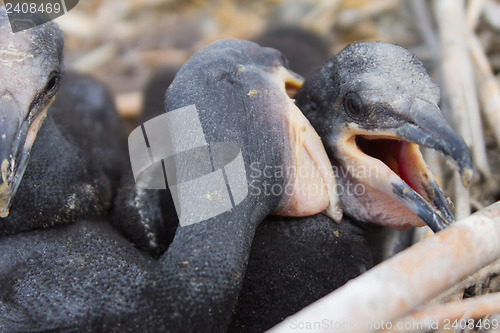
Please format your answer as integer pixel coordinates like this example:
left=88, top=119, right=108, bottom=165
left=0, top=96, right=52, bottom=217
left=336, top=99, right=472, bottom=232
left=271, top=67, right=342, bottom=222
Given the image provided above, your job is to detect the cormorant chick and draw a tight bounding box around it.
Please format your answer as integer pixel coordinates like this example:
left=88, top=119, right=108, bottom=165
left=230, top=42, right=473, bottom=332
left=0, top=8, right=63, bottom=219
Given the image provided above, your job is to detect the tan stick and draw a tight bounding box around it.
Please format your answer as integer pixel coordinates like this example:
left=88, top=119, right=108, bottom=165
left=69, top=44, right=117, bottom=73
left=425, top=258, right=500, bottom=307
left=335, top=0, right=400, bottom=29
left=434, top=0, right=490, bottom=179
left=267, top=201, right=500, bottom=333
left=453, top=174, right=470, bottom=220
left=301, top=0, right=342, bottom=35
left=466, top=0, right=487, bottom=30
left=469, top=32, right=500, bottom=151
left=434, top=0, right=490, bottom=219
left=387, top=293, right=500, bottom=333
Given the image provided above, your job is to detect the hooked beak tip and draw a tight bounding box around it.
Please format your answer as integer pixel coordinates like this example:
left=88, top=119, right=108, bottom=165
left=0, top=206, right=10, bottom=218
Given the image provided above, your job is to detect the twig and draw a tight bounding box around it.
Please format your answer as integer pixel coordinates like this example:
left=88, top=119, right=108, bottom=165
left=301, top=0, right=342, bottom=35
left=267, top=201, right=500, bottom=333
left=69, top=44, right=117, bottom=73
left=434, top=0, right=490, bottom=219
left=470, top=198, right=486, bottom=211
left=387, top=293, right=500, bottom=333
left=426, top=258, right=500, bottom=307
left=469, top=32, right=500, bottom=153
left=434, top=0, right=490, bottom=179
left=453, top=174, right=470, bottom=220
left=53, top=10, right=98, bottom=39
left=335, top=0, right=401, bottom=29
left=410, top=0, right=440, bottom=51
left=466, top=0, right=487, bottom=31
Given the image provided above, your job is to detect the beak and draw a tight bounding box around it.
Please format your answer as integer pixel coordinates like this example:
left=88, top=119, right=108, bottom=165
left=336, top=99, right=472, bottom=232
left=396, top=99, right=473, bottom=187
left=272, top=67, right=342, bottom=222
left=390, top=99, right=473, bottom=231
left=0, top=96, right=51, bottom=217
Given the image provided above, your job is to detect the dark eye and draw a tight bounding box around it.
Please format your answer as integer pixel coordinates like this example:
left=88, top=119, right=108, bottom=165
left=343, top=92, right=365, bottom=118
left=45, top=72, right=59, bottom=93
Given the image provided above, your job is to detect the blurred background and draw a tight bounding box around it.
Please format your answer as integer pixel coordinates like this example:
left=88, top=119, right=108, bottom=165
left=56, top=0, right=460, bottom=94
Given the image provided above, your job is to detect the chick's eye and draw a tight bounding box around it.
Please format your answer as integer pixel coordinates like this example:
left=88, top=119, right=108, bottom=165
left=45, top=73, right=59, bottom=93
left=344, top=92, right=365, bottom=118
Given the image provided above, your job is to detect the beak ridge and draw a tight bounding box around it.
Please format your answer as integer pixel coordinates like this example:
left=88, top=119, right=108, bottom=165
left=398, top=99, right=473, bottom=186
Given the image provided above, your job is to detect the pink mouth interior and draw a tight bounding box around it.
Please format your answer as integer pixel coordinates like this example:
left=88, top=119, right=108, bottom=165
left=355, top=136, right=423, bottom=196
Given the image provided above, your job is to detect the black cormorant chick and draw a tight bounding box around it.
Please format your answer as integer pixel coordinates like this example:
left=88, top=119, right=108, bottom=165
left=229, top=42, right=473, bottom=332
left=297, top=42, right=472, bottom=232
left=0, top=6, right=126, bottom=234
left=0, top=8, right=63, bottom=219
